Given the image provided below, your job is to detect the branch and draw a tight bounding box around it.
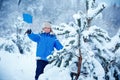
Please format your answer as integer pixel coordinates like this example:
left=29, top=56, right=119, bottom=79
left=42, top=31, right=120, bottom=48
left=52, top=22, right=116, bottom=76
left=18, top=0, right=22, bottom=6
left=86, top=4, right=105, bottom=27
left=90, top=4, right=105, bottom=20
left=86, top=0, right=89, bottom=12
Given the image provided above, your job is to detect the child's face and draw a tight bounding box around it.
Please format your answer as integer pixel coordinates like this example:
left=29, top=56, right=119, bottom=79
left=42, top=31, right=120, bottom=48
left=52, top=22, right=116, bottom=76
left=43, top=26, right=51, bottom=33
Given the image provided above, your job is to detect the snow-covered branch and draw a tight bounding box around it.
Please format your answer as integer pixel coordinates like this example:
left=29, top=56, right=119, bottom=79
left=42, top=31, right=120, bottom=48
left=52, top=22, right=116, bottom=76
left=88, top=3, right=106, bottom=20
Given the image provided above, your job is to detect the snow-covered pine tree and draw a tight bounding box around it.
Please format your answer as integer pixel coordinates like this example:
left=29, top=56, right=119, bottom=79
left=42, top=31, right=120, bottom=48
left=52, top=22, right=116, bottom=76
left=0, top=16, right=32, bottom=54
left=104, top=29, right=120, bottom=80
left=50, top=23, right=78, bottom=68
left=72, top=0, right=106, bottom=80
left=11, top=16, right=32, bottom=54
left=49, top=0, right=119, bottom=80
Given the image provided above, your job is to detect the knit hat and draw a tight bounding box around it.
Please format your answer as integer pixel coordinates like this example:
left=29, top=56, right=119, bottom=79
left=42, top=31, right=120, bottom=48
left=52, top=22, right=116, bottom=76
left=42, top=21, right=51, bottom=29
left=41, top=21, right=54, bottom=34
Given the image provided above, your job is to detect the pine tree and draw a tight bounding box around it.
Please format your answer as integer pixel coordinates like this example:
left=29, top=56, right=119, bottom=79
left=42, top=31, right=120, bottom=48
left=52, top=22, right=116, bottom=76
left=12, top=17, right=32, bottom=54
left=50, top=0, right=119, bottom=80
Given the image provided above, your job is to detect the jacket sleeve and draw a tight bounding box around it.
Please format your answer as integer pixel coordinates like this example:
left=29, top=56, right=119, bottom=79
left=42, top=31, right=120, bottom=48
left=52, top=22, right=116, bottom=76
left=54, top=39, right=63, bottom=50
left=28, top=33, right=40, bottom=42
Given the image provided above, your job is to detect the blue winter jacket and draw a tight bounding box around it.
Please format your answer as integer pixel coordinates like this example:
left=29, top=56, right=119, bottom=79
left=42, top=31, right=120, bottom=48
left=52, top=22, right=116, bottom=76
left=28, top=32, right=63, bottom=61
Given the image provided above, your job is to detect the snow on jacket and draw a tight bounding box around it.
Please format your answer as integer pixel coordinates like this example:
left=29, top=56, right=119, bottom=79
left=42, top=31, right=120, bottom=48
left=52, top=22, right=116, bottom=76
left=28, top=32, right=63, bottom=61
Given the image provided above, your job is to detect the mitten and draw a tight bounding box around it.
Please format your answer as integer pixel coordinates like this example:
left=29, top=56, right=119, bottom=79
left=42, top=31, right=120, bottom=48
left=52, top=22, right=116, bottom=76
left=25, top=29, right=32, bottom=34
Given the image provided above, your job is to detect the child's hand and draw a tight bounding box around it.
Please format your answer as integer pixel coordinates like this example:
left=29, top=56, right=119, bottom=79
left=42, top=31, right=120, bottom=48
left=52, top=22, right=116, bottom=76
left=25, top=29, right=32, bottom=34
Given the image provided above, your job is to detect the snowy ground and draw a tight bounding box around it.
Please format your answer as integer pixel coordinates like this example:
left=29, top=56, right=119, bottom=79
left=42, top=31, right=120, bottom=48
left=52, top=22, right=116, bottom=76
left=0, top=51, right=35, bottom=80
left=0, top=51, right=71, bottom=80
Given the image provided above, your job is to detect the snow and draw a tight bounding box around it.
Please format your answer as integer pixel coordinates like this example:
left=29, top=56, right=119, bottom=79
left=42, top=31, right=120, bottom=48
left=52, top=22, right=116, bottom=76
left=40, top=66, right=71, bottom=80
left=106, top=32, right=120, bottom=49
left=88, top=2, right=107, bottom=18
left=0, top=0, right=120, bottom=80
left=91, top=58, right=105, bottom=80
left=0, top=38, right=19, bottom=53
left=73, top=12, right=81, bottom=20
left=0, top=17, right=120, bottom=80
left=0, top=52, right=35, bottom=80
left=0, top=24, right=111, bottom=80
left=0, top=51, right=71, bottom=80
left=0, top=24, right=120, bottom=80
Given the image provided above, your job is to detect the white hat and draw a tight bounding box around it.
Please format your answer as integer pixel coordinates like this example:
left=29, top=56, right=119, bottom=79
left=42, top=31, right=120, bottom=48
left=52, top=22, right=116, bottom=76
left=42, top=21, right=51, bottom=29
left=41, top=21, right=54, bottom=33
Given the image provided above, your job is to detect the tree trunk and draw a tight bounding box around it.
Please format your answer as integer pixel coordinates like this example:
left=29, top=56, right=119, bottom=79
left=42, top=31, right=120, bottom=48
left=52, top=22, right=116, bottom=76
left=75, top=53, right=82, bottom=80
